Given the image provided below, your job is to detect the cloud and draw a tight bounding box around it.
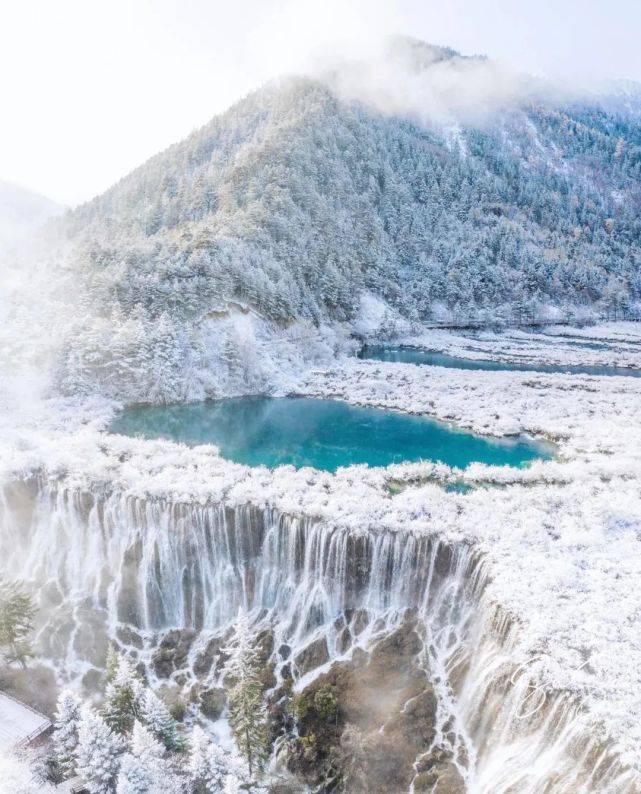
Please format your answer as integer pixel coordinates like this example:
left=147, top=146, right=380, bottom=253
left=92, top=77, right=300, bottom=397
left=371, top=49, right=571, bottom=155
left=316, top=36, right=569, bottom=127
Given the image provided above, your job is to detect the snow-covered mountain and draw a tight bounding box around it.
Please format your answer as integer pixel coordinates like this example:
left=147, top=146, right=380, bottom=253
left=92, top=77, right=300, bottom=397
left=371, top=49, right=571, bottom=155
left=0, top=181, right=62, bottom=246
left=39, top=38, right=641, bottom=401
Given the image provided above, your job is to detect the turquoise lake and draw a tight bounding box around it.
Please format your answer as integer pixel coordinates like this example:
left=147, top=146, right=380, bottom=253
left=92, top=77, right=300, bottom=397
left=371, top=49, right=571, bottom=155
left=358, top=345, right=641, bottom=377
left=110, top=396, right=552, bottom=472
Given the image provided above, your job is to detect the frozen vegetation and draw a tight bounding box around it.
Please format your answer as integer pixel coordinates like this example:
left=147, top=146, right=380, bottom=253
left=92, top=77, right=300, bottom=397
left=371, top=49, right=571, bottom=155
left=9, top=37, right=641, bottom=404
left=1, top=34, right=641, bottom=793
left=395, top=323, right=641, bottom=369
left=1, top=325, right=641, bottom=789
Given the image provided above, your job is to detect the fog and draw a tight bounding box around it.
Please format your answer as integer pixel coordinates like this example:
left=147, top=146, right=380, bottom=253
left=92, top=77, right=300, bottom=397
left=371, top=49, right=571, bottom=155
left=1, top=0, right=641, bottom=204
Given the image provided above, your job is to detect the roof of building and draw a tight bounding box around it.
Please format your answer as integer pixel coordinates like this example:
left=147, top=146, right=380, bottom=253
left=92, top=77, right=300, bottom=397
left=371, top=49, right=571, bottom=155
left=0, top=690, right=51, bottom=751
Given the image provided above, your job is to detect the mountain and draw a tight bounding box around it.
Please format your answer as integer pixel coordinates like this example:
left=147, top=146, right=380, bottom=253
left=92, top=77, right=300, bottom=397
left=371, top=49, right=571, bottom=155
left=0, top=181, right=63, bottom=245
left=49, top=38, right=641, bottom=402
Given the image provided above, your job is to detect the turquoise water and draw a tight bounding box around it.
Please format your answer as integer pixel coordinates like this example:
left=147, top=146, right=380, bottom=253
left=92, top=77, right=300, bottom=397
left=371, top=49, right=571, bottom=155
left=359, top=345, right=641, bottom=377
left=110, top=396, right=552, bottom=472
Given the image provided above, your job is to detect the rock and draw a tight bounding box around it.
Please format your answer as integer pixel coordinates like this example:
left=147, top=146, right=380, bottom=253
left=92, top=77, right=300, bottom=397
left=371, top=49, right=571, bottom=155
left=333, top=615, right=346, bottom=632
left=337, top=626, right=352, bottom=654
left=255, top=627, right=277, bottom=689
left=157, top=683, right=187, bottom=721
left=38, top=614, right=74, bottom=660
left=278, top=643, right=291, bottom=660
left=351, top=647, right=369, bottom=667
left=117, top=538, right=144, bottom=626
left=72, top=604, right=109, bottom=667
left=40, top=581, right=63, bottom=608
left=284, top=618, right=435, bottom=793
left=116, top=625, right=144, bottom=649
left=358, top=685, right=438, bottom=793
left=368, top=620, right=422, bottom=675
left=199, top=686, right=227, bottom=719
left=351, top=609, right=370, bottom=636
left=371, top=617, right=386, bottom=633
left=151, top=629, right=195, bottom=678
left=81, top=668, right=105, bottom=695
left=294, top=636, right=329, bottom=676
left=193, top=634, right=225, bottom=677
left=413, top=747, right=466, bottom=793
left=256, top=627, right=275, bottom=660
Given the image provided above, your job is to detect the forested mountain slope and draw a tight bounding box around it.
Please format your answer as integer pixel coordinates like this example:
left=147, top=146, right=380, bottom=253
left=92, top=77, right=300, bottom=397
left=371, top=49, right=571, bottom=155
left=49, top=39, right=641, bottom=401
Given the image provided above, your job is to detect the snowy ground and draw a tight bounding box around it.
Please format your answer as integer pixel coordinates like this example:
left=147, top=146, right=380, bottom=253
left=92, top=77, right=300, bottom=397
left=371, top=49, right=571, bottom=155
left=2, top=322, right=641, bottom=775
left=397, top=322, right=641, bottom=369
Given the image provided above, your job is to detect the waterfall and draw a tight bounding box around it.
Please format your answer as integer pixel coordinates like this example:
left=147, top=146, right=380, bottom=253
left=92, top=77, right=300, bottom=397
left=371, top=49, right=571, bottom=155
left=0, top=475, right=636, bottom=793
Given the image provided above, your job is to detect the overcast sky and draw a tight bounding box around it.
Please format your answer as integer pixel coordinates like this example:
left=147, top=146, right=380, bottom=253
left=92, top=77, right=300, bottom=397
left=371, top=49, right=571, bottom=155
left=2, top=0, right=640, bottom=205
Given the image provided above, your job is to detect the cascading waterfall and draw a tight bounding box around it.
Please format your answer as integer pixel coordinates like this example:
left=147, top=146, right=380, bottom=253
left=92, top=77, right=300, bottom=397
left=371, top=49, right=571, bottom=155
left=0, top=476, right=637, bottom=793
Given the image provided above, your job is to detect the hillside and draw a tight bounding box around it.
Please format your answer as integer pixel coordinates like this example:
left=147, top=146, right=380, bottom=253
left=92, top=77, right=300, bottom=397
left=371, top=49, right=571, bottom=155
left=0, top=181, right=62, bottom=245
left=49, top=38, right=641, bottom=401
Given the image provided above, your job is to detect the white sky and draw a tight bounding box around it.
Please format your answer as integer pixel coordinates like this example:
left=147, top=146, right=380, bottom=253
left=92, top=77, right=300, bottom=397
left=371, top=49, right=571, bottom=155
left=1, top=0, right=640, bottom=205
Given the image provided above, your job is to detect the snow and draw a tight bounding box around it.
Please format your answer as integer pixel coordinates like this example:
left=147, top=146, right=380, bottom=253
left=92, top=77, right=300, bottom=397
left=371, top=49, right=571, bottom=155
left=1, top=322, right=641, bottom=775
left=395, top=324, right=641, bottom=369
left=0, top=692, right=51, bottom=752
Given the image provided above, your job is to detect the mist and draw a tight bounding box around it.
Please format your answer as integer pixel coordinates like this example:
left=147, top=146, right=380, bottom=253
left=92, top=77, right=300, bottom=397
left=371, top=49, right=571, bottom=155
left=2, top=0, right=641, bottom=204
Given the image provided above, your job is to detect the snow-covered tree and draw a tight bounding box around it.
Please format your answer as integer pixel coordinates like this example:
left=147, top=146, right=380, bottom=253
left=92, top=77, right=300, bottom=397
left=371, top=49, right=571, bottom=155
left=43, top=52, right=641, bottom=405
left=0, top=751, right=56, bottom=793
left=188, top=724, right=246, bottom=793
left=0, top=579, right=36, bottom=668
left=115, top=754, right=152, bottom=794
left=116, top=721, right=171, bottom=794
left=130, top=720, right=165, bottom=763
left=222, top=610, right=269, bottom=777
left=103, top=653, right=145, bottom=734
left=53, top=689, right=82, bottom=779
left=76, top=707, right=125, bottom=794
left=139, top=688, right=185, bottom=751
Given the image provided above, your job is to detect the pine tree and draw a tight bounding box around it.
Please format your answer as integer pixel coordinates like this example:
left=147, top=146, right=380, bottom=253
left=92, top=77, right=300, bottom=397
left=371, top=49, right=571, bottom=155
left=106, top=644, right=120, bottom=683
left=188, top=725, right=216, bottom=790
left=53, top=689, right=82, bottom=779
left=115, top=755, right=152, bottom=794
left=0, top=580, right=36, bottom=668
left=116, top=721, right=169, bottom=794
left=139, top=689, right=185, bottom=751
left=75, top=708, right=124, bottom=794
left=103, top=654, right=145, bottom=734
left=222, top=610, right=269, bottom=777
left=130, top=720, right=165, bottom=762
left=188, top=724, right=241, bottom=793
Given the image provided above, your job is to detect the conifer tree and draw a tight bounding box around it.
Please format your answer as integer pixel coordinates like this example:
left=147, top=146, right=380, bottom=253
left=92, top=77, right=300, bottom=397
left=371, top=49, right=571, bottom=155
left=0, top=580, right=36, bottom=668
left=188, top=725, right=217, bottom=791
left=53, top=689, right=82, bottom=779
left=188, top=724, right=243, bottom=793
left=75, top=708, right=124, bottom=794
left=130, top=719, right=165, bottom=762
left=115, top=755, right=152, bottom=794
left=139, top=689, right=185, bottom=751
left=222, top=610, right=269, bottom=777
left=106, top=644, right=120, bottom=683
left=116, top=721, right=170, bottom=794
left=103, top=654, right=145, bottom=734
